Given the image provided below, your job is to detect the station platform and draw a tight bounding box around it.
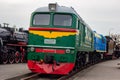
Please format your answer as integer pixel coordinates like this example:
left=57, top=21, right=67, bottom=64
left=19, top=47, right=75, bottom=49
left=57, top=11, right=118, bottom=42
left=68, top=59, right=120, bottom=80
left=0, top=63, right=31, bottom=80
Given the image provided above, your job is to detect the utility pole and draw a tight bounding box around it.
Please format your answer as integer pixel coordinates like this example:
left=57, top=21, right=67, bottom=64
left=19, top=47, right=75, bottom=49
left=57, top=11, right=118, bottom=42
left=109, top=28, right=114, bottom=37
left=3, top=23, right=7, bottom=27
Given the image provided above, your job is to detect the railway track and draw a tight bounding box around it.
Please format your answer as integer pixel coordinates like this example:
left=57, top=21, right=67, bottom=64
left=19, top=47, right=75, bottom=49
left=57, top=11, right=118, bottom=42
left=6, top=73, right=36, bottom=80
left=6, top=72, right=62, bottom=80
left=20, top=73, right=40, bottom=80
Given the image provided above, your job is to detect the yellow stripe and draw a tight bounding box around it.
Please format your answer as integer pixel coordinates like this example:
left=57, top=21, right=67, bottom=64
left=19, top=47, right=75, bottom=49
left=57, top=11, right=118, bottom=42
left=96, top=50, right=106, bottom=52
left=95, top=33, right=101, bottom=38
left=29, top=30, right=78, bottom=38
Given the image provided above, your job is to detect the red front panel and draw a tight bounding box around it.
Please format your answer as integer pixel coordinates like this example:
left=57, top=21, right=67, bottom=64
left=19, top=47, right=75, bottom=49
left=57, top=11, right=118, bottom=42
left=27, top=60, right=75, bottom=75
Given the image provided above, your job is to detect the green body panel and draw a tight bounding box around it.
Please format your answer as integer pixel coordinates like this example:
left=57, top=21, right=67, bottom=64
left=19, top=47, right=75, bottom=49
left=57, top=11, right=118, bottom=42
left=28, top=33, right=76, bottom=47
left=28, top=32, right=77, bottom=63
left=27, top=51, right=76, bottom=63
left=76, top=21, right=94, bottom=52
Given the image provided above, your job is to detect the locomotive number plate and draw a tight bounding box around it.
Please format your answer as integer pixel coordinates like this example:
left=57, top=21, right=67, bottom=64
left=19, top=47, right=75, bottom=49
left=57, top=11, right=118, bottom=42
left=44, top=39, right=56, bottom=44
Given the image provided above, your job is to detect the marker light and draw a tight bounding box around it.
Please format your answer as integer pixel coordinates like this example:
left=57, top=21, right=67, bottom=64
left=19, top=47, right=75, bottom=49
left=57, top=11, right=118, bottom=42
left=30, top=47, right=35, bottom=52
left=49, top=3, right=57, bottom=11
left=66, top=49, right=70, bottom=53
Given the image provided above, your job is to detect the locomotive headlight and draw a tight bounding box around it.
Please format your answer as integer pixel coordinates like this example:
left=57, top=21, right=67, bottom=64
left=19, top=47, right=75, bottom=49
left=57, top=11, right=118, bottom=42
left=30, top=47, right=35, bottom=52
left=66, top=49, right=70, bottom=53
left=49, top=3, right=57, bottom=11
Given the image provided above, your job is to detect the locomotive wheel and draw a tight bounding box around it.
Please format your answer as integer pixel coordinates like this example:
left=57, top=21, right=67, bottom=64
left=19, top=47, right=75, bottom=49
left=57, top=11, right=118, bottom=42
left=9, top=51, right=15, bottom=64
left=15, top=51, right=20, bottom=63
left=2, top=52, right=8, bottom=64
left=74, top=52, right=82, bottom=71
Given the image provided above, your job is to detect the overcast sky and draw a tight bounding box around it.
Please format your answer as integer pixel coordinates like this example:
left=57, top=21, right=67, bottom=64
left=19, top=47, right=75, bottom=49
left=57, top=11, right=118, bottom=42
left=0, top=0, right=120, bottom=35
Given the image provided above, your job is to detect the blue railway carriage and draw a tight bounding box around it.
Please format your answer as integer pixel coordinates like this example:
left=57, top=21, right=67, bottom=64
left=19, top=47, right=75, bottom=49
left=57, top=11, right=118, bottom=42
left=94, top=31, right=106, bottom=60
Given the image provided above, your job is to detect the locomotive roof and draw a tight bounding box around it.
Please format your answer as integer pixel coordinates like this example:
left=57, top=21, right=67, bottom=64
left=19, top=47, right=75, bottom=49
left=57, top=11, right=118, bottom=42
left=35, top=6, right=77, bottom=14
left=35, top=5, right=84, bottom=21
left=34, top=4, right=92, bottom=31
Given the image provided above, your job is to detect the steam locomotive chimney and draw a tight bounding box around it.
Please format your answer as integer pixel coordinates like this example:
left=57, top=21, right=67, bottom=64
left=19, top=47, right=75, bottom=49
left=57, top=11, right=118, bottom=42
left=3, top=23, right=7, bottom=27
left=6, top=23, right=9, bottom=27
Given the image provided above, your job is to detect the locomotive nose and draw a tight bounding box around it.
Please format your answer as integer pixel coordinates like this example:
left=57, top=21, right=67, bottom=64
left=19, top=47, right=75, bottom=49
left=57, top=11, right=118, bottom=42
left=44, top=54, right=54, bottom=64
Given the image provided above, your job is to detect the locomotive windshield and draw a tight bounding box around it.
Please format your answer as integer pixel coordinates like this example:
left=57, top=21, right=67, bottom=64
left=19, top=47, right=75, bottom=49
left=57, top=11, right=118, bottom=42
left=32, top=13, right=72, bottom=27
left=53, top=14, right=72, bottom=26
left=33, top=14, right=50, bottom=25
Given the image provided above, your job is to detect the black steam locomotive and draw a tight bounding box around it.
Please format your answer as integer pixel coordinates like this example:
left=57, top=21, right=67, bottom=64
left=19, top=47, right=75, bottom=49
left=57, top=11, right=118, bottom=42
left=0, top=24, right=28, bottom=64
